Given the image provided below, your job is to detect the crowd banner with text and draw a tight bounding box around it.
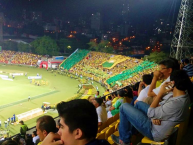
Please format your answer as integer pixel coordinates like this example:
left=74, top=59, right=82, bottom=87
left=9, top=73, right=24, bottom=76
left=0, top=74, right=8, bottom=78
left=28, top=76, right=42, bottom=79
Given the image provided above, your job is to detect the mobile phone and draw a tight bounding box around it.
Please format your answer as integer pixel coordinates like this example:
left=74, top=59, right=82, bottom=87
left=165, top=84, right=174, bottom=90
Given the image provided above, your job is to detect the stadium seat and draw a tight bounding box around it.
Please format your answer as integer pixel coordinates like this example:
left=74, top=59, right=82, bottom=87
left=113, top=113, right=119, bottom=122
left=106, top=117, right=114, bottom=126
left=108, top=131, right=119, bottom=144
left=98, top=121, right=107, bottom=133
left=96, top=132, right=105, bottom=140
left=101, top=127, right=109, bottom=134
left=141, top=137, right=164, bottom=144
left=141, top=127, right=179, bottom=145
left=176, top=107, right=191, bottom=145
left=98, top=117, right=116, bottom=133
left=105, top=126, right=115, bottom=139
left=109, top=121, right=118, bottom=128
left=114, top=122, right=119, bottom=131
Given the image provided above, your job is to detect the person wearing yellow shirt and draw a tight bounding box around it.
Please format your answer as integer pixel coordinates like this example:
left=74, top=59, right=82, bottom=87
left=104, top=89, right=110, bottom=101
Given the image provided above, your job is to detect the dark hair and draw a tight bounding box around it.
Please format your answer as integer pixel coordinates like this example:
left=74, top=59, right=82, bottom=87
left=107, top=89, right=109, bottom=91
left=124, top=86, right=133, bottom=98
left=19, top=120, right=24, bottom=125
left=2, top=140, right=18, bottom=145
left=183, top=58, right=190, bottom=64
left=32, top=131, right=37, bottom=136
left=117, top=90, right=125, bottom=97
left=159, top=58, right=180, bottom=72
left=108, top=95, right=112, bottom=100
left=170, top=70, right=193, bottom=103
left=97, top=91, right=99, bottom=94
left=113, top=92, right=117, bottom=97
left=12, top=136, right=20, bottom=145
left=133, top=82, right=140, bottom=91
left=142, top=74, right=152, bottom=85
left=36, top=115, right=56, bottom=134
left=95, top=98, right=103, bottom=106
left=57, top=99, right=98, bottom=140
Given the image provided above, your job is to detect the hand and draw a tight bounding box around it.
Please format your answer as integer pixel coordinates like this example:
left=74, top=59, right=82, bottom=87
left=41, top=132, right=63, bottom=145
left=180, top=63, right=184, bottom=69
left=159, top=82, right=173, bottom=96
left=152, top=119, right=161, bottom=125
left=139, top=81, right=145, bottom=87
left=109, top=106, right=115, bottom=111
left=153, top=70, right=163, bottom=79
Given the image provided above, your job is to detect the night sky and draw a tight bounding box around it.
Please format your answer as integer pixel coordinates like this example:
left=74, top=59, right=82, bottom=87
left=0, top=0, right=181, bottom=23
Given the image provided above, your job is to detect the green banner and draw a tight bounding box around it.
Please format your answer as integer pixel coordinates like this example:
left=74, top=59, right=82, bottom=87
left=102, top=61, right=114, bottom=68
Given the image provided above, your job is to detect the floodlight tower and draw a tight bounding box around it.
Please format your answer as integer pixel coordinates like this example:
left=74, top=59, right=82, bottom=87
left=0, top=13, right=4, bottom=42
left=170, top=0, right=193, bottom=60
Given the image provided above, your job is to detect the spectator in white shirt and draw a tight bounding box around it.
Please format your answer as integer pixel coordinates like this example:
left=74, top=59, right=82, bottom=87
left=92, top=98, right=107, bottom=126
left=32, top=131, right=40, bottom=145
left=105, top=96, right=112, bottom=108
left=134, top=74, right=152, bottom=105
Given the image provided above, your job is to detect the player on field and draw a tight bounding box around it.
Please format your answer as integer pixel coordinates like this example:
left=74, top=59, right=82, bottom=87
left=28, top=95, right=31, bottom=101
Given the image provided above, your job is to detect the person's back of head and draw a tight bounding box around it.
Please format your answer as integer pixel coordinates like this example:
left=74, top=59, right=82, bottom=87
left=117, top=90, right=125, bottom=97
left=57, top=99, right=98, bottom=143
left=170, top=70, right=193, bottom=96
left=87, top=96, right=94, bottom=103
left=113, top=92, right=117, bottom=97
left=133, top=82, right=140, bottom=91
left=159, top=57, right=180, bottom=72
left=108, top=95, right=112, bottom=100
left=183, top=58, right=190, bottom=65
left=2, top=140, right=18, bottom=145
left=37, top=115, right=56, bottom=134
left=36, top=115, right=56, bottom=141
left=124, top=87, right=133, bottom=98
left=12, top=136, right=20, bottom=145
left=19, top=120, right=24, bottom=125
left=32, top=131, right=37, bottom=137
left=94, top=98, right=103, bottom=106
left=142, top=74, right=152, bottom=85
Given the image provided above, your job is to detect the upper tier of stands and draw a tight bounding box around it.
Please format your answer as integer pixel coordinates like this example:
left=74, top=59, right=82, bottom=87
left=60, top=49, right=90, bottom=70
left=60, top=50, right=157, bottom=89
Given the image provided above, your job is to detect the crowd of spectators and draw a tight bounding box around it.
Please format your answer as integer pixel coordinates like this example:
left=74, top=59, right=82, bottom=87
left=68, top=51, right=157, bottom=90
left=11, top=52, right=41, bottom=66
left=1, top=56, right=193, bottom=145
left=0, top=50, right=16, bottom=64
left=0, top=50, right=41, bottom=66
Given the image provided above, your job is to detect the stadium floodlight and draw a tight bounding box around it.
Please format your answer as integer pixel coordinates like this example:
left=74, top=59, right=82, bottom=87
left=170, top=0, right=193, bottom=60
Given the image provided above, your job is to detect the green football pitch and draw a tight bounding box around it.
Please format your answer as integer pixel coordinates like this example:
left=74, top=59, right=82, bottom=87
left=0, top=64, right=105, bottom=136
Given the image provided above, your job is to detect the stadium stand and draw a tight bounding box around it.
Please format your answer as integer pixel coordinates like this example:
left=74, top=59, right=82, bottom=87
left=66, top=50, right=157, bottom=90
left=11, top=52, right=41, bottom=65
left=0, top=50, right=41, bottom=65
left=59, top=49, right=90, bottom=70
left=0, top=50, right=193, bottom=145
left=0, top=50, right=16, bottom=64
